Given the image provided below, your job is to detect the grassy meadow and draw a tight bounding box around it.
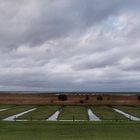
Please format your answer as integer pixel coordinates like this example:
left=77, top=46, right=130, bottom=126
left=58, top=105, right=88, bottom=120
left=0, top=121, right=140, bottom=140
left=0, top=105, right=34, bottom=120
left=90, top=106, right=127, bottom=120
left=115, top=106, right=140, bottom=118
left=18, top=105, right=60, bottom=120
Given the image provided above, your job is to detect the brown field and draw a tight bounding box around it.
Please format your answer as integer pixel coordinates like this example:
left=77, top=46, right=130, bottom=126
left=0, top=92, right=140, bottom=105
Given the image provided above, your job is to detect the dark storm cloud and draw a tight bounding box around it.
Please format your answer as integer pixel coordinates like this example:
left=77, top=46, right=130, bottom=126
left=0, top=0, right=140, bottom=91
left=0, top=0, right=123, bottom=48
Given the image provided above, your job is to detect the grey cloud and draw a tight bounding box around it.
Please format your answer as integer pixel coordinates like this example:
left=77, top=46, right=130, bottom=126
left=0, top=0, right=123, bottom=49
left=0, top=0, right=140, bottom=91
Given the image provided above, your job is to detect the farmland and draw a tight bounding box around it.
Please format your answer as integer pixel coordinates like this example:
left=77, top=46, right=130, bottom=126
left=58, top=105, right=88, bottom=120
left=18, top=105, right=60, bottom=120
left=0, top=105, right=140, bottom=121
left=0, top=105, right=34, bottom=120
left=0, top=121, right=140, bottom=140
left=0, top=104, right=140, bottom=140
left=90, top=106, right=127, bottom=120
left=115, top=106, right=140, bottom=118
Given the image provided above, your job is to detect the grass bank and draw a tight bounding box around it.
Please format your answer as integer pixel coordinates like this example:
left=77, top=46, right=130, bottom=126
left=0, top=121, right=140, bottom=140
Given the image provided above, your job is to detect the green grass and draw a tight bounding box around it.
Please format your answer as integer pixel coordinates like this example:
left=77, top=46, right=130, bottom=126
left=58, top=106, right=88, bottom=120
left=90, top=106, right=127, bottom=120
left=0, top=105, right=34, bottom=120
left=0, top=121, right=140, bottom=140
left=18, top=105, right=60, bottom=120
left=0, top=104, right=14, bottom=109
left=115, top=106, right=140, bottom=118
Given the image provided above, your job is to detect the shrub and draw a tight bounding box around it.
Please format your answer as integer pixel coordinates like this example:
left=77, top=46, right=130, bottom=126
left=80, top=100, right=84, bottom=103
left=97, top=96, right=103, bottom=101
left=58, top=95, right=67, bottom=101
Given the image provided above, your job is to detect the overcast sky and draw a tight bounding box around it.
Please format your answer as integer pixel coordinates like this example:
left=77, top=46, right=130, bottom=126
left=0, top=0, right=140, bottom=92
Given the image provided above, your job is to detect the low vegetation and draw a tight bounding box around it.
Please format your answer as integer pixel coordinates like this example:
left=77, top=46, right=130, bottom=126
left=0, top=121, right=140, bottom=140
left=0, top=104, right=14, bottom=109
left=115, top=106, right=140, bottom=118
left=0, top=105, right=34, bottom=120
left=58, top=105, right=88, bottom=120
left=18, top=105, right=60, bottom=120
left=90, top=106, right=127, bottom=120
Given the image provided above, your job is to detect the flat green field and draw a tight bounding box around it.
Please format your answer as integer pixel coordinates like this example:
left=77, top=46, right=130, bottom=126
left=0, top=105, right=34, bottom=120
left=115, top=106, right=140, bottom=118
left=18, top=105, right=60, bottom=120
left=0, top=105, right=140, bottom=140
left=58, top=106, right=88, bottom=120
left=90, top=106, right=127, bottom=120
left=0, top=121, right=140, bottom=140
left=0, top=104, right=14, bottom=109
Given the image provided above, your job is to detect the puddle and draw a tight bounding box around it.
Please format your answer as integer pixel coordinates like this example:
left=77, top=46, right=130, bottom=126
left=47, top=110, right=61, bottom=121
left=88, top=108, right=101, bottom=121
left=113, top=108, right=140, bottom=121
left=3, top=108, right=37, bottom=121
left=0, top=108, right=9, bottom=112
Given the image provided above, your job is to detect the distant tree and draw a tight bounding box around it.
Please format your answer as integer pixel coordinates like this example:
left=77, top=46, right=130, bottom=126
left=137, top=96, right=140, bottom=100
left=97, top=96, right=103, bottom=101
left=58, top=95, right=67, bottom=101
left=80, top=100, right=84, bottom=104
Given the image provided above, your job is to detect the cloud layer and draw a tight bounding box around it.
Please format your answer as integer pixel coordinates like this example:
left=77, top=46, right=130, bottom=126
left=0, top=0, right=140, bottom=91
